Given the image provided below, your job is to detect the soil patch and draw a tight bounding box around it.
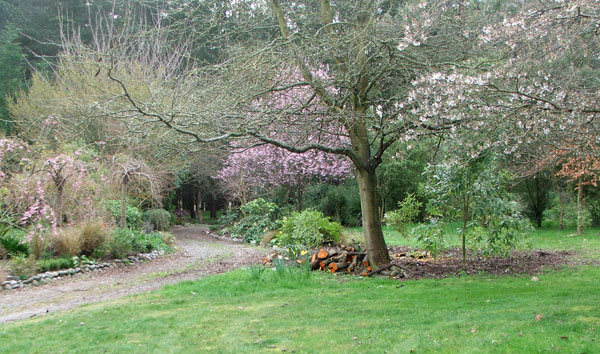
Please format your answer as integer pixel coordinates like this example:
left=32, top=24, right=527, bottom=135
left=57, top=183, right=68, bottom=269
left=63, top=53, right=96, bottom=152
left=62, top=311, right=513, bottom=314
left=388, top=246, right=574, bottom=279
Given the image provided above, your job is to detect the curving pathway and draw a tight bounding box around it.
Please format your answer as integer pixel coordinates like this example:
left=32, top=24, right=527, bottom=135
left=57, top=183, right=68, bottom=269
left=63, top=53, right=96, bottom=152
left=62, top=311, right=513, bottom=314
left=0, top=226, right=265, bottom=323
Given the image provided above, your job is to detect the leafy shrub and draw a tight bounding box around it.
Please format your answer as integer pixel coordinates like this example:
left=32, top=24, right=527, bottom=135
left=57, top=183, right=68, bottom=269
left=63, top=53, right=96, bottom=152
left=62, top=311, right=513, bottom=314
left=0, top=232, right=28, bottom=257
left=132, top=231, right=172, bottom=253
left=412, top=219, right=447, bottom=259
left=103, top=200, right=142, bottom=229
left=143, top=209, right=171, bottom=231
left=36, top=257, right=73, bottom=272
left=80, top=220, right=110, bottom=255
left=384, top=193, right=422, bottom=237
left=276, top=210, right=343, bottom=248
left=219, top=210, right=240, bottom=227
left=107, top=228, right=135, bottom=258
left=9, top=254, right=37, bottom=278
left=107, top=228, right=172, bottom=258
left=51, top=227, right=82, bottom=257
left=230, top=199, right=281, bottom=243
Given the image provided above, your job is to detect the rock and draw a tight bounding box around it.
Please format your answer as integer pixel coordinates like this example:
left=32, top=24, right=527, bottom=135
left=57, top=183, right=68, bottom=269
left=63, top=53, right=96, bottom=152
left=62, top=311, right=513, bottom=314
left=74, top=267, right=81, bottom=273
left=2, top=284, right=10, bottom=290
left=8, top=280, right=17, bottom=286
left=58, top=270, right=68, bottom=276
left=7, top=275, right=20, bottom=281
left=23, top=277, right=34, bottom=285
left=1, top=281, right=10, bottom=286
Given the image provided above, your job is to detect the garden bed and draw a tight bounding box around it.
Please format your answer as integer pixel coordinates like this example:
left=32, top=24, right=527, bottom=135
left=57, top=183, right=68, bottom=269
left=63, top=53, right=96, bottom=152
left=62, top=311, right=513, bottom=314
left=387, top=247, right=573, bottom=279
left=263, top=246, right=575, bottom=280
left=0, top=250, right=164, bottom=291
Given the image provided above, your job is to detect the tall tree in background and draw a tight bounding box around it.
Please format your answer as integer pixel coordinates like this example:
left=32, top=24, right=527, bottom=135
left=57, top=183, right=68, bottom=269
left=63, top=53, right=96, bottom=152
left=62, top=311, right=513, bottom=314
left=0, top=26, right=25, bottom=133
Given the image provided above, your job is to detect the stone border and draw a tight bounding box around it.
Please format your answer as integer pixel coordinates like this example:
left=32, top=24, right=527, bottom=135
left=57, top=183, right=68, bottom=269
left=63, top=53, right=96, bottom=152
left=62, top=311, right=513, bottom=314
left=1, top=250, right=164, bottom=291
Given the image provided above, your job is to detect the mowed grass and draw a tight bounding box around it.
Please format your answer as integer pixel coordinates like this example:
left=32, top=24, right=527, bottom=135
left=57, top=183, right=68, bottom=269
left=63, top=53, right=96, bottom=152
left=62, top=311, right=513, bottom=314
left=1, top=226, right=599, bottom=353
left=347, top=225, right=600, bottom=257
left=1, top=266, right=599, bottom=353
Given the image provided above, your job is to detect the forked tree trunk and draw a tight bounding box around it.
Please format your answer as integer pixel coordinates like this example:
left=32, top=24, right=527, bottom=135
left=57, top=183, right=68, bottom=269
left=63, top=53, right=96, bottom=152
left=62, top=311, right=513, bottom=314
left=356, top=167, right=391, bottom=268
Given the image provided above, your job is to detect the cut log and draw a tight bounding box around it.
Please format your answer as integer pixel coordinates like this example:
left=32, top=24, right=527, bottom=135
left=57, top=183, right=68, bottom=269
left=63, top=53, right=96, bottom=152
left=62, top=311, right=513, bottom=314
left=317, top=248, right=329, bottom=259
left=311, top=252, right=317, bottom=263
left=329, top=261, right=348, bottom=273
left=319, top=259, right=332, bottom=268
left=361, top=253, right=369, bottom=266
left=327, top=249, right=339, bottom=258
left=310, top=258, right=322, bottom=270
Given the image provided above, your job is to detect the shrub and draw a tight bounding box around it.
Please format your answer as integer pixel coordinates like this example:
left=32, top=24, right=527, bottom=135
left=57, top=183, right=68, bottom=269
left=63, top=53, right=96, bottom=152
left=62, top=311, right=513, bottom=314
left=107, top=228, right=135, bottom=259
left=9, top=254, right=37, bottom=278
left=30, top=234, right=48, bottom=259
left=0, top=232, right=29, bottom=258
left=230, top=199, right=281, bottom=243
left=276, top=210, right=343, bottom=248
left=80, top=220, right=110, bottom=255
left=384, top=193, right=422, bottom=237
left=132, top=231, right=172, bottom=253
left=143, top=209, right=171, bottom=231
left=36, top=257, right=73, bottom=272
left=103, top=200, right=142, bottom=229
left=412, top=219, right=447, bottom=259
left=52, top=227, right=82, bottom=257
left=107, top=228, right=172, bottom=258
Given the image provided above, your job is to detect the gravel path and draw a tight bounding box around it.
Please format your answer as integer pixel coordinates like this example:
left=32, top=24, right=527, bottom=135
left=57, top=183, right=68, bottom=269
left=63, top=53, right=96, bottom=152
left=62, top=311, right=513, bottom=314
left=0, top=226, right=265, bottom=323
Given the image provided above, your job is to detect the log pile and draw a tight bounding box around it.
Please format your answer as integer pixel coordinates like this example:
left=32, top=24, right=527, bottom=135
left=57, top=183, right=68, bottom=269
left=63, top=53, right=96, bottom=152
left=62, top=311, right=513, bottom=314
left=307, top=245, right=380, bottom=276
left=262, top=246, right=422, bottom=278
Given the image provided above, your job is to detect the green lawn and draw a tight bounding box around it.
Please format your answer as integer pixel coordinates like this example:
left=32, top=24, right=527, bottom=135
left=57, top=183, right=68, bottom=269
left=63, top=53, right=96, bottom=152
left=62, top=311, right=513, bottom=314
left=347, top=225, right=600, bottom=256
left=1, top=227, right=599, bottom=353
left=1, top=266, right=599, bottom=353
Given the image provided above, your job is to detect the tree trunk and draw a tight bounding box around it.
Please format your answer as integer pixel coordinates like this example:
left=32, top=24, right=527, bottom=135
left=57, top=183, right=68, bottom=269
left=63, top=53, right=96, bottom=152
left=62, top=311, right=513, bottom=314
left=196, top=188, right=203, bottom=223
left=55, top=179, right=65, bottom=228
left=120, top=179, right=128, bottom=228
left=296, top=188, right=303, bottom=212
left=462, top=211, right=468, bottom=270
left=356, top=168, right=390, bottom=268
left=577, top=178, right=584, bottom=235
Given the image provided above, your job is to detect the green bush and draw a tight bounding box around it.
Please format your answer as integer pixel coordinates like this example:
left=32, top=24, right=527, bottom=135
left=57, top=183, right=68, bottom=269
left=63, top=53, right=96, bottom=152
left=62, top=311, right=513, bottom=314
left=133, top=231, right=172, bottom=253
left=143, top=209, right=171, bottom=231
left=276, top=210, right=343, bottom=248
left=384, top=193, right=422, bottom=237
left=107, top=228, right=172, bottom=258
left=412, top=219, right=447, bottom=259
left=8, top=254, right=37, bottom=278
left=103, top=200, right=142, bottom=229
left=0, top=232, right=28, bottom=257
left=107, top=228, right=135, bottom=258
left=36, top=257, right=74, bottom=272
left=230, top=199, right=281, bottom=243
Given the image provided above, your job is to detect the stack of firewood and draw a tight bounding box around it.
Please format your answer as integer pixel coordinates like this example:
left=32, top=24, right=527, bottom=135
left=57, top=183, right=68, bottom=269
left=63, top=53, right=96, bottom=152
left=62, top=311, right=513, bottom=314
left=309, top=245, right=377, bottom=276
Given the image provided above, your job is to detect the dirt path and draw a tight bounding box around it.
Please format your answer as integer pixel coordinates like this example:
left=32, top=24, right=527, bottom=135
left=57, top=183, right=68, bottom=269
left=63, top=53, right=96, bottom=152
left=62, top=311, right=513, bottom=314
left=0, top=226, right=265, bottom=323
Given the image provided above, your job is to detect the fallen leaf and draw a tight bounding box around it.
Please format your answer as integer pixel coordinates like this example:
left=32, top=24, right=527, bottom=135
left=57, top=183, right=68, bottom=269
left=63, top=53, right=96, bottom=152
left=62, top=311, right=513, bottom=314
left=531, top=276, right=539, bottom=282
left=535, top=314, right=543, bottom=322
